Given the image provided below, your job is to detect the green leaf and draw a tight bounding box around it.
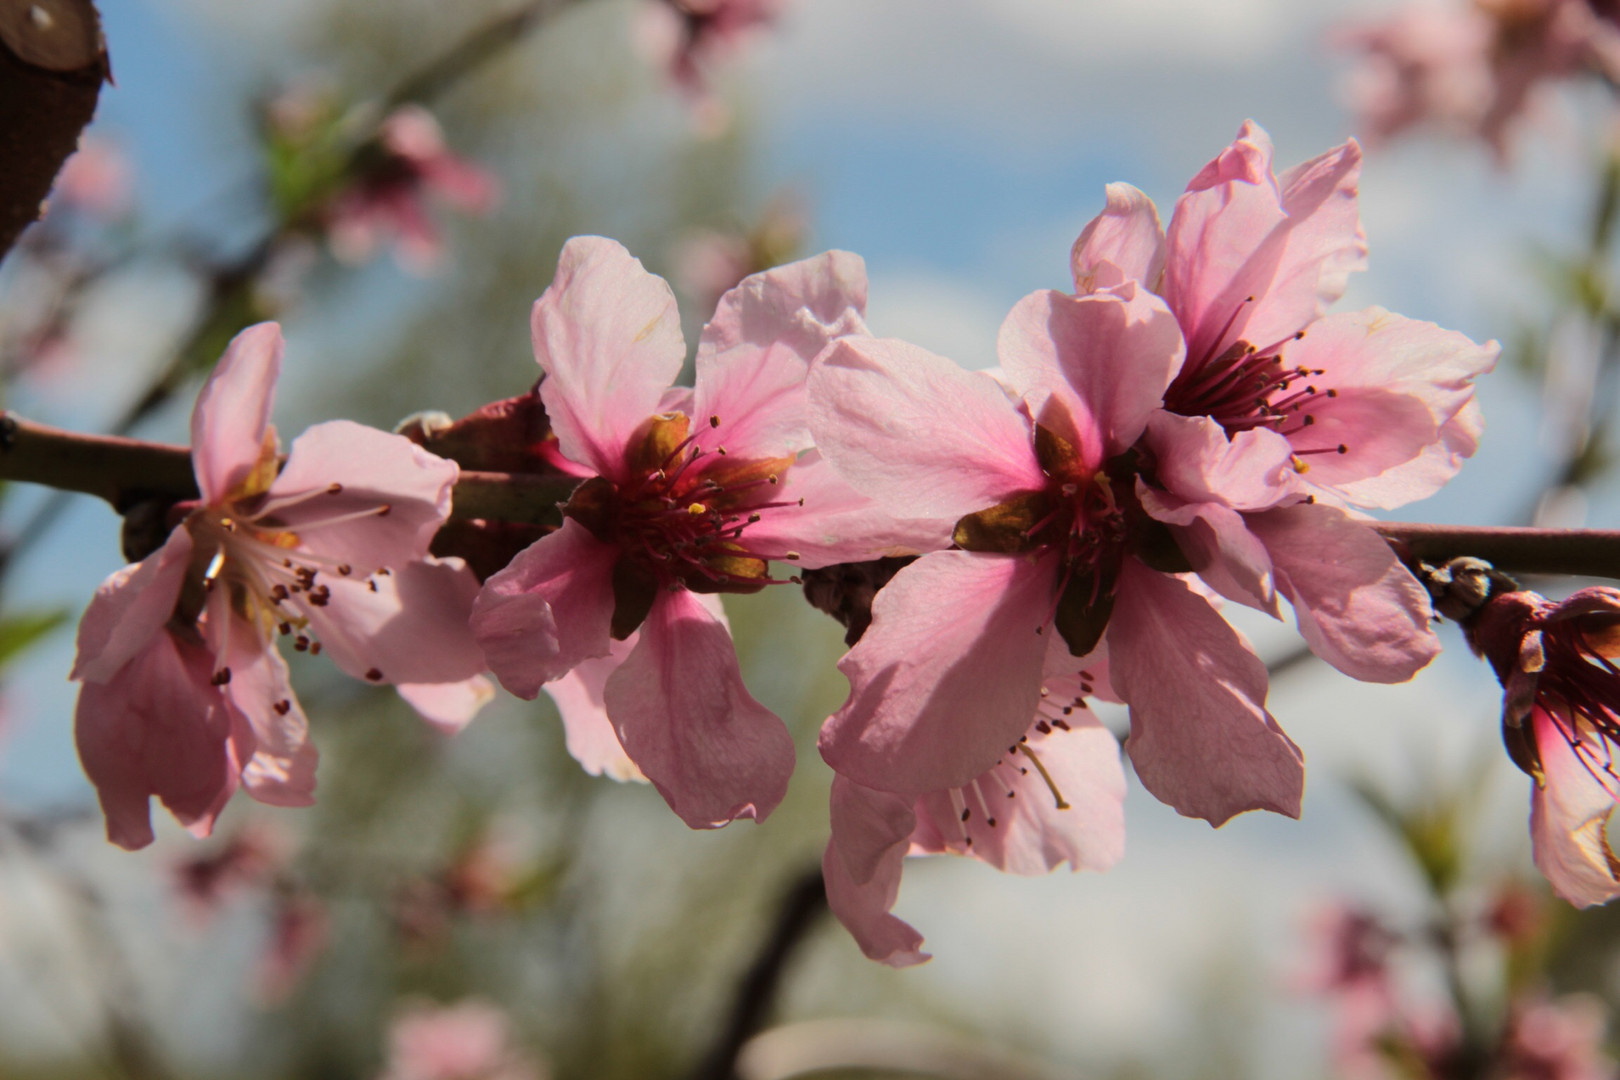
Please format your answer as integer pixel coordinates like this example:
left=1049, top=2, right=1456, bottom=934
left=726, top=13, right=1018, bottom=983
left=0, top=609, right=68, bottom=670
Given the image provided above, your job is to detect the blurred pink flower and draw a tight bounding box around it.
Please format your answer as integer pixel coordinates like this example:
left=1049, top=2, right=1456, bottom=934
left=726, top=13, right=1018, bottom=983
left=1468, top=585, right=1620, bottom=907
left=326, top=106, right=499, bottom=274
left=472, top=237, right=935, bottom=828
left=1073, top=122, right=1496, bottom=685
left=671, top=197, right=806, bottom=315
left=172, top=821, right=289, bottom=922
left=71, top=323, right=489, bottom=849
left=257, top=888, right=329, bottom=1004
left=380, top=1000, right=544, bottom=1080
left=639, top=0, right=787, bottom=92
left=52, top=136, right=133, bottom=220
left=823, top=660, right=1125, bottom=966
left=1337, top=0, right=1620, bottom=159
left=1501, top=994, right=1616, bottom=1080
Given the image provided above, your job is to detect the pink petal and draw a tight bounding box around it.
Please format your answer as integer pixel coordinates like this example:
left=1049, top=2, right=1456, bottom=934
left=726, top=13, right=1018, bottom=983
left=541, top=634, right=646, bottom=781
left=397, top=676, right=497, bottom=735
left=1166, top=122, right=1366, bottom=365
left=258, top=420, right=457, bottom=573
left=422, top=155, right=500, bottom=215
left=75, top=630, right=250, bottom=850
left=222, top=625, right=317, bottom=808
left=471, top=520, right=618, bottom=699
left=823, top=776, right=929, bottom=967
left=532, top=237, right=686, bottom=480
left=1108, top=559, right=1304, bottom=825
left=746, top=450, right=951, bottom=568
left=692, top=249, right=869, bottom=460
left=602, top=589, right=794, bottom=827
left=192, top=323, right=284, bottom=505
left=1248, top=503, right=1439, bottom=683
left=1530, top=709, right=1620, bottom=908
left=1285, top=308, right=1498, bottom=509
left=998, top=285, right=1185, bottom=464
left=302, top=557, right=489, bottom=687
left=808, top=338, right=1046, bottom=522
left=818, top=550, right=1054, bottom=798
left=911, top=703, right=1126, bottom=876
left=1071, top=182, right=1167, bottom=294
left=1143, top=410, right=1299, bottom=511
left=1137, top=487, right=1278, bottom=615
left=71, top=528, right=194, bottom=684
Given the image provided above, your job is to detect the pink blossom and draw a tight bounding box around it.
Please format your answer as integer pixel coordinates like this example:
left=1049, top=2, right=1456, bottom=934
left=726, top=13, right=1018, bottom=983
left=824, top=658, right=1125, bottom=966
left=1336, top=0, right=1620, bottom=160
left=257, top=888, right=329, bottom=1004
left=1072, top=122, right=1497, bottom=684
left=471, top=237, right=936, bottom=828
left=326, top=106, right=499, bottom=274
left=1466, top=585, right=1620, bottom=907
left=72, top=323, right=489, bottom=849
left=638, top=0, right=786, bottom=93
left=172, top=821, right=288, bottom=922
left=379, top=999, right=544, bottom=1080
left=1501, top=994, right=1616, bottom=1080
left=52, top=136, right=133, bottom=220
left=809, top=287, right=1305, bottom=826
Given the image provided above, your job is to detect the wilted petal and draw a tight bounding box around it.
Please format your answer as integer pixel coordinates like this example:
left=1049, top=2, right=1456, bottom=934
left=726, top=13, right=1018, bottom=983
left=258, top=421, right=457, bottom=573
left=533, top=237, right=686, bottom=480
left=303, top=557, right=488, bottom=687
left=1108, top=559, right=1304, bottom=824
left=1072, top=182, right=1167, bottom=295
left=824, top=775, right=929, bottom=967
left=998, top=285, right=1185, bottom=463
left=809, top=338, right=1045, bottom=522
left=471, top=520, right=617, bottom=699
left=693, top=249, right=869, bottom=459
left=397, top=676, right=497, bottom=735
left=192, top=323, right=283, bottom=505
left=542, top=634, right=645, bottom=781
left=819, top=550, right=1054, bottom=798
left=1530, top=709, right=1620, bottom=908
left=1249, top=502, right=1439, bottom=683
left=603, top=589, right=794, bottom=828
left=72, top=528, right=194, bottom=684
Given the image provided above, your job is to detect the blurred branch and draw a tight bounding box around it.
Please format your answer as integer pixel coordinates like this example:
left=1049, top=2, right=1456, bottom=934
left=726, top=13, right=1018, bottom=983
left=734, top=1018, right=1069, bottom=1080
left=383, top=0, right=583, bottom=111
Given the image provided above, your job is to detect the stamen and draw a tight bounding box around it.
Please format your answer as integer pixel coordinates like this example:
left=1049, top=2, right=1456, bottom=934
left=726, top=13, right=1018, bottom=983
left=1017, top=744, right=1070, bottom=810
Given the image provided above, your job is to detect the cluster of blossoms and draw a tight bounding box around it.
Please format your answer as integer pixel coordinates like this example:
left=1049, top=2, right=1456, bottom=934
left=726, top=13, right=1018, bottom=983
left=71, top=120, right=1540, bottom=967
left=1337, top=0, right=1620, bottom=160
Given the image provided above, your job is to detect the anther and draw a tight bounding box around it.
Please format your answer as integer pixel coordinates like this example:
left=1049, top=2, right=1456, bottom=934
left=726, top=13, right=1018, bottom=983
left=365, top=668, right=384, bottom=682
left=327, top=483, right=343, bottom=495
left=273, top=700, right=292, bottom=716
left=294, top=636, right=310, bottom=652
left=211, top=668, right=232, bottom=686
left=338, top=565, right=352, bottom=576
left=709, top=415, right=720, bottom=428
left=310, top=642, right=322, bottom=656
left=376, top=504, right=392, bottom=516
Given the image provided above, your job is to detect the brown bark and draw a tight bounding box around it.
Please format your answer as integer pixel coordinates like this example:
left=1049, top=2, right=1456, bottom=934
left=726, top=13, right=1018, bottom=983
left=0, top=0, right=109, bottom=264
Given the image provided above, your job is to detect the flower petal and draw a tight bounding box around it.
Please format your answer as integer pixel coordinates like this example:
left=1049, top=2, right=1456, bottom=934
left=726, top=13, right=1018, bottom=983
left=532, top=237, right=686, bottom=480
left=998, top=285, right=1185, bottom=463
left=223, top=625, right=317, bottom=808
left=1143, top=410, right=1299, bottom=511
left=1108, top=559, right=1304, bottom=824
left=471, top=520, right=617, bottom=699
left=1166, top=122, right=1365, bottom=364
left=258, top=420, right=457, bottom=573
left=72, top=527, right=194, bottom=684
left=824, top=775, right=929, bottom=967
left=1530, top=709, right=1620, bottom=908
left=808, top=337, right=1046, bottom=522
left=1137, top=487, right=1278, bottom=615
left=192, top=323, right=284, bottom=505
left=541, top=634, right=646, bottom=781
left=1072, top=182, right=1167, bottom=295
left=603, top=589, right=794, bottom=828
left=397, top=676, right=497, bottom=735
left=692, top=249, right=869, bottom=460
left=1248, top=502, right=1439, bottom=683
left=818, top=550, right=1054, bottom=798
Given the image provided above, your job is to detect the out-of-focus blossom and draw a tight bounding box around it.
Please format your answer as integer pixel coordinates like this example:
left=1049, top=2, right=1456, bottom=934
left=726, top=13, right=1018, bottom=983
left=1466, top=584, right=1620, bottom=907
left=671, top=195, right=807, bottom=315
left=325, top=106, right=499, bottom=274
left=471, top=237, right=935, bottom=828
left=71, top=322, right=489, bottom=849
left=51, top=137, right=133, bottom=221
left=172, top=820, right=289, bottom=921
left=1336, top=0, right=1620, bottom=159
left=379, top=999, right=545, bottom=1080
left=638, top=0, right=787, bottom=92
left=1501, top=994, right=1616, bottom=1080
left=257, top=887, right=329, bottom=1004
left=823, top=659, right=1125, bottom=966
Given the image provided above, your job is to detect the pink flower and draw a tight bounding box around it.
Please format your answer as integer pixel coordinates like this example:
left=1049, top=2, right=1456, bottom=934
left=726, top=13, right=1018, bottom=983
left=809, top=284, right=1305, bottom=825
left=52, top=136, right=133, bottom=221
left=72, top=323, right=489, bottom=849
left=470, top=237, right=934, bottom=828
left=639, top=0, right=786, bottom=92
left=1501, top=994, right=1615, bottom=1080
left=326, top=106, right=499, bottom=274
left=823, top=658, right=1125, bottom=966
left=257, top=888, right=329, bottom=1004
left=1072, top=122, right=1497, bottom=684
left=379, top=999, right=544, bottom=1080
left=1336, top=0, right=1620, bottom=160
left=1466, top=584, right=1620, bottom=907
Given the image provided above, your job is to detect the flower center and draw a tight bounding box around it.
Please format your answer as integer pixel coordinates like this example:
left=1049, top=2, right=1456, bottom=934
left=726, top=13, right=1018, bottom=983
left=1513, top=617, right=1620, bottom=797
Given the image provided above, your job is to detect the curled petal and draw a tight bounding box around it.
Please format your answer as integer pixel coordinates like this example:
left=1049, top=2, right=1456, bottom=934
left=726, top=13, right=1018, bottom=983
left=603, top=589, right=794, bottom=828
left=1248, top=503, right=1439, bottom=683
left=1143, top=411, right=1299, bottom=511
left=824, top=776, right=929, bottom=967
left=542, top=634, right=646, bottom=781
left=471, top=520, right=617, bottom=699
left=533, top=237, right=686, bottom=480
left=693, top=249, right=869, bottom=460
left=808, top=337, right=1046, bottom=523
left=1530, top=709, right=1620, bottom=908
left=192, top=323, right=284, bottom=505
left=72, top=528, right=194, bottom=684
left=1108, top=559, right=1304, bottom=825
left=1072, top=182, right=1167, bottom=295
left=819, top=550, right=1054, bottom=799
left=998, top=285, right=1185, bottom=464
